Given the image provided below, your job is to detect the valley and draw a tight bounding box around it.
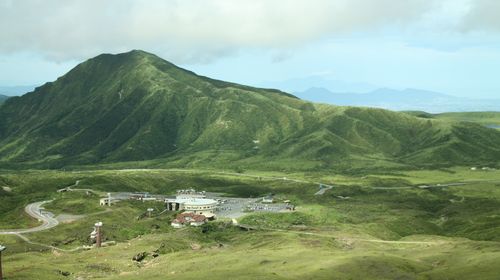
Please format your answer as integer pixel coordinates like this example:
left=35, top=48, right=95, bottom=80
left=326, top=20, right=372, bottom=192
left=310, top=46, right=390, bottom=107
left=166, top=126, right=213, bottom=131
left=1, top=167, right=500, bottom=279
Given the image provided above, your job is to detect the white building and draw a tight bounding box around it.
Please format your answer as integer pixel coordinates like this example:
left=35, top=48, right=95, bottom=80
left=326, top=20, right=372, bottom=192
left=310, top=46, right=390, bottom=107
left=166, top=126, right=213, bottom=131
left=165, top=189, right=217, bottom=218
left=99, top=197, right=120, bottom=206
left=165, top=198, right=217, bottom=218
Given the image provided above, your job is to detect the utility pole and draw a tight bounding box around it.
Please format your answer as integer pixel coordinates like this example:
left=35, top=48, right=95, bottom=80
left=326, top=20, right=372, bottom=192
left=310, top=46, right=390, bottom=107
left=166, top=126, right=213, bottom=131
left=95, top=222, right=103, bottom=248
left=0, top=245, right=6, bottom=280
left=107, top=193, right=112, bottom=207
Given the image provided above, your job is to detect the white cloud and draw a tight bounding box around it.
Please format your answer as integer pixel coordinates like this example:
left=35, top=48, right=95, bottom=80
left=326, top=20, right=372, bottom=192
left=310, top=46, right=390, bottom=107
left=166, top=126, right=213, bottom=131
left=0, top=0, right=441, bottom=63
left=462, top=0, right=500, bottom=31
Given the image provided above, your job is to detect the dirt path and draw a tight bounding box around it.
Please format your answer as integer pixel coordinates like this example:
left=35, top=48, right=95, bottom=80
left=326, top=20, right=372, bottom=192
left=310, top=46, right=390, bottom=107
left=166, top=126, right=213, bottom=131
left=315, top=185, right=333, bottom=195
left=57, top=180, right=102, bottom=194
left=12, top=233, right=84, bottom=252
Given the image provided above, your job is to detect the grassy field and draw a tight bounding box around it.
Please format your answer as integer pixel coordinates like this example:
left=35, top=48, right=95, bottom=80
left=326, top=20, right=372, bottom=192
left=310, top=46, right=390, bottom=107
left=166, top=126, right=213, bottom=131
left=1, top=167, right=500, bottom=279
left=3, top=225, right=500, bottom=279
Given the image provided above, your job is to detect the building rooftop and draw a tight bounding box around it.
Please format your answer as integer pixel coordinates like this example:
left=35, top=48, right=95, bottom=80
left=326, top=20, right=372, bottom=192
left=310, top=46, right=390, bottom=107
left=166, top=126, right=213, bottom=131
left=173, top=212, right=207, bottom=224
left=170, top=198, right=218, bottom=206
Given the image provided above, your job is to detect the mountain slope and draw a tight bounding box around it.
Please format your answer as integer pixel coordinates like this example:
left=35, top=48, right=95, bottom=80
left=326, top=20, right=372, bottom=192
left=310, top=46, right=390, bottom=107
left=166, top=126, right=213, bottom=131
left=0, top=94, right=9, bottom=105
left=0, top=50, right=499, bottom=170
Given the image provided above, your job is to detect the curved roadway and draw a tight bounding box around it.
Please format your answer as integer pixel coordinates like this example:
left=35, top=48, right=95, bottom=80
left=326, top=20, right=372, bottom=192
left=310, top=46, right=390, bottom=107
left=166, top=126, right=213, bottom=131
left=0, top=200, right=59, bottom=235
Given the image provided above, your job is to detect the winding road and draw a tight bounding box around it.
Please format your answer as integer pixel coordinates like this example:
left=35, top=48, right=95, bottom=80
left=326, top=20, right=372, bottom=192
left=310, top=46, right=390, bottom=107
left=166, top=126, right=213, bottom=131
left=0, top=201, right=59, bottom=235
left=0, top=201, right=83, bottom=252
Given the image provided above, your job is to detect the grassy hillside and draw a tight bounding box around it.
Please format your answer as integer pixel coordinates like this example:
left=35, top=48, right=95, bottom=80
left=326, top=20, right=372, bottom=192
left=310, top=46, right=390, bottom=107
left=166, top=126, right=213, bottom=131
left=2, top=168, right=500, bottom=279
left=0, top=50, right=499, bottom=172
left=5, top=227, right=500, bottom=280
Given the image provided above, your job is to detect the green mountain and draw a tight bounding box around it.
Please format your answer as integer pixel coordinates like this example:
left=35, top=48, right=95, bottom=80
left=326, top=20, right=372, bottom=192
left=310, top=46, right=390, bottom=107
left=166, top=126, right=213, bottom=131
left=0, top=50, right=499, bottom=171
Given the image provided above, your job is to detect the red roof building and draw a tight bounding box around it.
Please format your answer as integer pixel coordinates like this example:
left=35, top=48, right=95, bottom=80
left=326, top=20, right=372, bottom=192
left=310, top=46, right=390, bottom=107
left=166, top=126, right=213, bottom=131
left=171, top=212, right=207, bottom=228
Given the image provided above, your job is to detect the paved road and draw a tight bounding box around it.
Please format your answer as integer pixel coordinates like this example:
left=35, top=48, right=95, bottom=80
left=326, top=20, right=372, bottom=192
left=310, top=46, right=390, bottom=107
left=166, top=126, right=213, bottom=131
left=1, top=200, right=91, bottom=252
left=0, top=201, right=59, bottom=235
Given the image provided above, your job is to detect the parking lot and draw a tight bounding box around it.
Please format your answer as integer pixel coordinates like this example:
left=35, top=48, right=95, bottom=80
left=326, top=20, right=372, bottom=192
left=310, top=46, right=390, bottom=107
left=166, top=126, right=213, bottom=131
left=206, top=193, right=292, bottom=218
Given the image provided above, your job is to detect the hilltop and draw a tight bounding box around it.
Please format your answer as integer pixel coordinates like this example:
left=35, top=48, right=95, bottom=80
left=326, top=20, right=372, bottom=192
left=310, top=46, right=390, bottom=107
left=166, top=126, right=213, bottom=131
left=0, top=50, right=499, bottom=171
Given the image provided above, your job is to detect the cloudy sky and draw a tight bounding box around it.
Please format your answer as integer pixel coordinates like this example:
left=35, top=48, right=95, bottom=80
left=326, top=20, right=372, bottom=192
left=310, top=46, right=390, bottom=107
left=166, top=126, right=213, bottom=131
left=1, top=0, right=499, bottom=98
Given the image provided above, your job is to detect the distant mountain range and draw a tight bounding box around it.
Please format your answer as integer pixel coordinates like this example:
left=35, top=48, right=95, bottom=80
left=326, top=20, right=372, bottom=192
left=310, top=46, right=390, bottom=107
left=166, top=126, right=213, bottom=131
left=0, top=85, right=37, bottom=96
left=295, top=87, right=500, bottom=113
left=260, top=77, right=377, bottom=94
left=0, top=50, right=499, bottom=171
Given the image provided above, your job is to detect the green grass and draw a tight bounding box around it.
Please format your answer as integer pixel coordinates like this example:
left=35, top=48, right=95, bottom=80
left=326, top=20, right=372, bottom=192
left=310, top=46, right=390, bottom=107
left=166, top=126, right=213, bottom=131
left=240, top=212, right=314, bottom=229
left=44, top=191, right=103, bottom=215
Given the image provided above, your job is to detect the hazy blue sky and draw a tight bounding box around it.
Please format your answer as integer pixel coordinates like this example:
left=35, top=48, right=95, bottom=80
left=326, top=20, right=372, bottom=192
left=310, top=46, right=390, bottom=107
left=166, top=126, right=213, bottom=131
left=1, top=0, right=499, bottom=98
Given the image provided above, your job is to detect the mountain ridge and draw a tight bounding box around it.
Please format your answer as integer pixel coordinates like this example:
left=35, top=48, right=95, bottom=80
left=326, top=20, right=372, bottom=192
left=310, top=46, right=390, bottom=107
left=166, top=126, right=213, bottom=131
left=0, top=50, right=499, bottom=171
